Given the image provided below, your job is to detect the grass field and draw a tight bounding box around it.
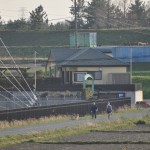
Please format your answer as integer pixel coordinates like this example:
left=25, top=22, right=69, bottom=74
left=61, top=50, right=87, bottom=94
left=0, top=29, right=150, bottom=47
left=132, top=63, right=150, bottom=99
left=0, top=111, right=150, bottom=148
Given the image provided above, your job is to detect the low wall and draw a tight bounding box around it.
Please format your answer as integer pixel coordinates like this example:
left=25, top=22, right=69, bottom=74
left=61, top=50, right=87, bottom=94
left=0, top=98, right=131, bottom=121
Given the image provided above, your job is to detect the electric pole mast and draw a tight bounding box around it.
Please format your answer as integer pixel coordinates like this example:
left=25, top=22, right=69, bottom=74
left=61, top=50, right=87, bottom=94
left=74, top=0, right=78, bottom=49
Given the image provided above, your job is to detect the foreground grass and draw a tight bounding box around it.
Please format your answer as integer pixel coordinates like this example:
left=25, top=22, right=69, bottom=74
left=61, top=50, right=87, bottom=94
left=0, top=113, right=150, bottom=148
left=0, top=115, right=70, bottom=130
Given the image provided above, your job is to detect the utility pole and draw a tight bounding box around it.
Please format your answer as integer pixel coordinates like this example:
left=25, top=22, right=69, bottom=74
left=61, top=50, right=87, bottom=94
left=74, top=0, right=78, bottom=48
left=130, top=48, right=132, bottom=84
left=34, top=51, right=37, bottom=92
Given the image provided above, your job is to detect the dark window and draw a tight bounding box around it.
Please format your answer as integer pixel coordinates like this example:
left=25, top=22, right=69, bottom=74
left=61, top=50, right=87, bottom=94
left=87, top=71, right=102, bottom=80
left=74, top=72, right=86, bottom=82
left=74, top=71, right=102, bottom=82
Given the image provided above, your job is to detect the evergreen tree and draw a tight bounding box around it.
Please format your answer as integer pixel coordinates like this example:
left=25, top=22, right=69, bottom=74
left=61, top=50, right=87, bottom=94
left=84, top=0, right=122, bottom=29
left=145, top=1, right=150, bottom=27
left=84, top=0, right=106, bottom=28
left=68, top=0, right=86, bottom=29
left=29, top=5, right=48, bottom=30
left=6, top=18, right=29, bottom=30
left=127, top=0, right=146, bottom=26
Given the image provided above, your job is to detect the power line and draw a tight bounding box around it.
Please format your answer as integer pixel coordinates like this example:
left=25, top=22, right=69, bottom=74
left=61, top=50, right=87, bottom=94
left=0, top=93, right=23, bottom=108
left=87, top=14, right=150, bottom=36
left=0, top=85, right=29, bottom=107
left=0, top=71, right=34, bottom=106
left=0, top=38, right=37, bottom=103
left=0, top=59, right=36, bottom=104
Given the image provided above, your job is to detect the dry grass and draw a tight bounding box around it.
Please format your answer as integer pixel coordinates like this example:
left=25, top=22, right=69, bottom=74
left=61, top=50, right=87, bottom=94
left=0, top=115, right=70, bottom=130
left=114, top=105, right=141, bottom=113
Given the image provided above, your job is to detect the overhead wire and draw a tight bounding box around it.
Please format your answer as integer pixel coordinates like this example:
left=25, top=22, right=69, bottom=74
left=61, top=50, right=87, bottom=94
left=88, top=13, right=150, bottom=36
left=0, top=85, right=30, bottom=107
left=0, top=93, right=23, bottom=108
left=0, top=105, right=8, bottom=110
left=0, top=71, right=34, bottom=106
left=0, top=38, right=37, bottom=102
left=0, top=59, right=36, bottom=104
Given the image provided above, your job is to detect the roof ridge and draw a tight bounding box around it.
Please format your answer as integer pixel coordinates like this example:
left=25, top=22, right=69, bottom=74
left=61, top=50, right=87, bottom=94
left=61, top=48, right=89, bottom=65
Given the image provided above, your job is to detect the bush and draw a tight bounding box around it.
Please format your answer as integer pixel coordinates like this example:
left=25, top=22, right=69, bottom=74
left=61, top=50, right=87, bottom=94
left=135, top=120, right=146, bottom=125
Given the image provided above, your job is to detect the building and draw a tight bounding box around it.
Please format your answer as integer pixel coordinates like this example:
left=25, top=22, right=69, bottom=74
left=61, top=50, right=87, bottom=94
left=45, top=47, right=143, bottom=105
left=47, top=47, right=130, bottom=85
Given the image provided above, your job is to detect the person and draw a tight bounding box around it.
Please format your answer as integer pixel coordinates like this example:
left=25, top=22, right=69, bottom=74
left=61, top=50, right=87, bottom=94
left=106, top=102, right=112, bottom=119
left=91, top=102, right=98, bottom=119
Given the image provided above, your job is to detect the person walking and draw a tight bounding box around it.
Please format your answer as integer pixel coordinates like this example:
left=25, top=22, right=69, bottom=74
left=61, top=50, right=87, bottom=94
left=91, top=102, right=98, bottom=119
left=106, top=102, right=112, bottom=119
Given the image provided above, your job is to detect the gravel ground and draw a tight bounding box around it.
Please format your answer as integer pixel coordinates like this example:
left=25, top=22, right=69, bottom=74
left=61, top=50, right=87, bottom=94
left=1, top=125, right=150, bottom=150
left=1, top=143, right=150, bottom=150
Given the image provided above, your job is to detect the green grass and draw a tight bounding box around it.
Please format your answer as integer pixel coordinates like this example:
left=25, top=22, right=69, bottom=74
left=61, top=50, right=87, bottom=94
left=133, top=71, right=150, bottom=76
left=132, top=63, right=150, bottom=99
left=0, top=113, right=150, bottom=148
left=0, top=29, right=150, bottom=47
left=0, top=47, right=51, bottom=58
left=132, top=63, right=150, bottom=71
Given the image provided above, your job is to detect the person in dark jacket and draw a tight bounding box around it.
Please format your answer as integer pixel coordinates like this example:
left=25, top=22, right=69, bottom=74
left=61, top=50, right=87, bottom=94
left=91, top=102, right=98, bottom=119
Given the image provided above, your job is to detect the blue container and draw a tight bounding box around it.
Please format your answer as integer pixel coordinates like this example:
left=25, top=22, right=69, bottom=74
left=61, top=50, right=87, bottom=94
left=112, top=46, right=150, bottom=62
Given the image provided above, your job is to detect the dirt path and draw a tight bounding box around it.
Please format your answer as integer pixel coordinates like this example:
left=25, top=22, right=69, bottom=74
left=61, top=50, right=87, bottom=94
left=0, top=108, right=150, bottom=137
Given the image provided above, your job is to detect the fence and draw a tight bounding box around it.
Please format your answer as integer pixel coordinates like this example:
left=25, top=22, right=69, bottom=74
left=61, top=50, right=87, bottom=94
left=0, top=98, right=84, bottom=110
left=0, top=97, right=131, bottom=121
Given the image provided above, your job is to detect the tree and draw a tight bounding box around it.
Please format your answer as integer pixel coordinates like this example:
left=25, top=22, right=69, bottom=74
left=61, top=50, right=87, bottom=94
left=29, top=5, right=48, bottom=30
left=85, top=0, right=122, bottom=29
left=112, top=6, right=124, bottom=28
left=49, top=22, right=70, bottom=31
left=68, top=0, right=86, bottom=29
left=0, top=16, right=2, bottom=25
left=84, top=0, right=107, bottom=28
left=6, top=18, right=29, bottom=30
left=145, top=1, right=150, bottom=27
left=127, top=0, right=146, bottom=26
left=0, top=16, right=2, bottom=30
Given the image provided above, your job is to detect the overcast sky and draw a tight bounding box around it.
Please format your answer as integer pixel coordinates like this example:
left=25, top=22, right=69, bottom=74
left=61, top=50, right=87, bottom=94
left=0, top=0, right=74, bottom=23
left=0, top=0, right=149, bottom=24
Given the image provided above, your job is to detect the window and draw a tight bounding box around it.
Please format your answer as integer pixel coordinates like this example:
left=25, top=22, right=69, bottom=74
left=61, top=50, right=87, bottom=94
left=87, top=71, right=102, bottom=80
left=74, top=72, right=86, bottom=82
left=74, top=71, right=102, bottom=82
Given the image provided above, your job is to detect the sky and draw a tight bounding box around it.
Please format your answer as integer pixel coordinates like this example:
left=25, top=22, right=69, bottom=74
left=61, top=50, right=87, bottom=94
left=0, top=0, right=149, bottom=24
left=0, top=0, right=73, bottom=24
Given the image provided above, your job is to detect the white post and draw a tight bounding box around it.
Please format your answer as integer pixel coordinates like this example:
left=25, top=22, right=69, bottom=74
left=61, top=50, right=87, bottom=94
left=130, top=48, right=132, bottom=84
left=35, top=51, right=37, bottom=91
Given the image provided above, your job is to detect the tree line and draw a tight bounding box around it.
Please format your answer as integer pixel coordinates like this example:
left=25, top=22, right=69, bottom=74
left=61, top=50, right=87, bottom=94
left=0, top=0, right=150, bottom=31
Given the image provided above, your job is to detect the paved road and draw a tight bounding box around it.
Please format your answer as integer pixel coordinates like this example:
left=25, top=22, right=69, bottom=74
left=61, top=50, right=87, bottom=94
left=0, top=108, right=150, bottom=137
